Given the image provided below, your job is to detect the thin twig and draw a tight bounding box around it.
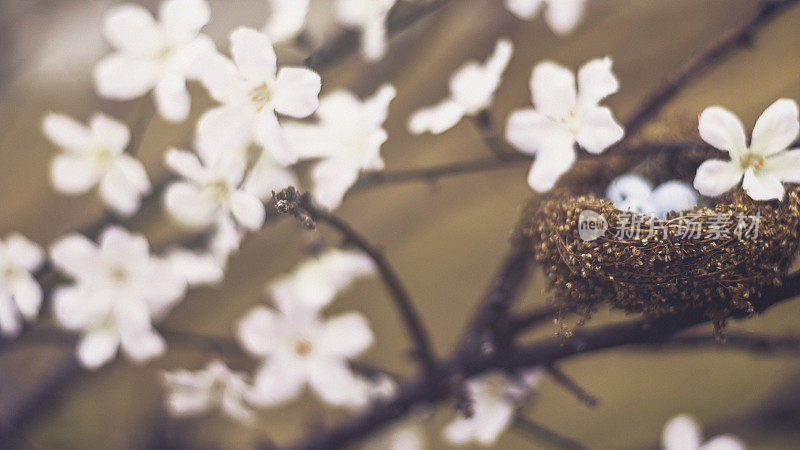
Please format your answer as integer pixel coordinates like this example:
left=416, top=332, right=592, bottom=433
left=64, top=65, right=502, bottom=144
left=274, top=188, right=437, bottom=371
left=513, top=415, right=591, bottom=450
left=618, top=0, right=800, bottom=140
left=545, top=365, right=598, bottom=407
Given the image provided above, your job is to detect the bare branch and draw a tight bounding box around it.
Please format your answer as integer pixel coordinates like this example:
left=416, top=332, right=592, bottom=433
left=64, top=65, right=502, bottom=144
left=545, top=365, right=598, bottom=407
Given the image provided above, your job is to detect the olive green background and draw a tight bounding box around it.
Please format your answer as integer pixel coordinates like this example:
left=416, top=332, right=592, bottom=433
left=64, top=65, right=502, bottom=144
left=1, top=0, right=800, bottom=448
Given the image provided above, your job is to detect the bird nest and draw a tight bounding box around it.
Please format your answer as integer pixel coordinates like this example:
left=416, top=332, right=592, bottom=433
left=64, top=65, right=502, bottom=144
left=516, top=185, right=800, bottom=328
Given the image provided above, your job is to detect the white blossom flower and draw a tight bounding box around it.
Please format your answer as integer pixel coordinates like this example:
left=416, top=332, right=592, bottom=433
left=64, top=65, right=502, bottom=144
left=163, top=147, right=266, bottom=230
left=693, top=99, right=800, bottom=201
left=607, top=174, right=698, bottom=216
left=50, top=226, right=185, bottom=369
left=443, top=369, right=541, bottom=446
left=367, top=421, right=425, bottom=450
left=238, top=250, right=376, bottom=406
left=408, top=39, right=513, bottom=135
left=94, top=0, right=215, bottom=122
left=268, top=249, right=375, bottom=310
left=0, top=234, right=44, bottom=338
left=504, top=0, right=586, bottom=35
left=283, top=84, right=396, bottom=209
left=161, top=247, right=224, bottom=287
left=42, top=113, right=151, bottom=217
left=195, top=27, right=321, bottom=166
left=506, top=57, right=624, bottom=192
left=241, top=143, right=300, bottom=202
left=661, top=414, right=746, bottom=450
left=162, top=359, right=256, bottom=423
left=237, top=300, right=374, bottom=407
left=264, top=0, right=310, bottom=43
left=334, top=0, right=397, bottom=61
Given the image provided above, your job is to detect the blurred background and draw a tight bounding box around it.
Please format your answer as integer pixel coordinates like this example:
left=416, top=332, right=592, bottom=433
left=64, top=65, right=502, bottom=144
left=1, top=0, right=800, bottom=448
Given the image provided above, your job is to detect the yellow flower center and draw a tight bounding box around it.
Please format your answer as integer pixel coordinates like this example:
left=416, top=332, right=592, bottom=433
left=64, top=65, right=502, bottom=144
left=249, top=82, right=274, bottom=112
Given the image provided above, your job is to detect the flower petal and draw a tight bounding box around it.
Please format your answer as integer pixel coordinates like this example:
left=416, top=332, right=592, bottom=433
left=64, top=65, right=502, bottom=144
left=100, top=158, right=149, bottom=217
left=77, top=329, right=120, bottom=370
left=503, top=0, right=543, bottom=19
left=5, top=234, right=43, bottom=272
left=159, top=0, right=210, bottom=42
left=407, top=100, right=466, bottom=135
left=164, top=182, right=218, bottom=228
left=307, top=358, right=365, bottom=406
left=531, top=61, right=576, bottom=119
left=320, top=312, right=373, bottom=357
left=42, top=113, right=90, bottom=154
left=361, top=17, right=388, bottom=61
left=237, top=307, right=279, bottom=357
left=661, top=414, right=702, bottom=450
left=527, top=138, right=577, bottom=192
left=93, top=54, right=160, bottom=100
left=742, top=168, right=785, bottom=201
left=574, top=105, right=624, bottom=153
left=698, top=106, right=748, bottom=155
left=311, top=159, right=360, bottom=210
left=165, top=148, right=205, bottom=182
left=50, top=155, right=102, bottom=195
left=154, top=74, right=191, bottom=122
left=243, top=150, right=299, bottom=200
left=545, top=0, right=586, bottom=35
left=119, top=328, right=166, bottom=363
left=196, top=105, right=254, bottom=157
left=230, top=27, right=277, bottom=80
left=577, top=56, right=618, bottom=107
left=750, top=98, right=800, bottom=156
left=699, top=435, right=747, bottom=450
left=90, top=114, right=130, bottom=154
left=274, top=67, right=321, bottom=118
left=264, top=0, right=310, bottom=42
left=248, top=359, right=306, bottom=405
left=0, top=293, right=21, bottom=338
left=102, top=4, right=162, bottom=54
left=763, top=149, right=800, bottom=183
left=164, top=248, right=224, bottom=287
left=693, top=159, right=743, bottom=197
left=11, top=275, right=42, bottom=320
left=49, top=234, right=96, bottom=279
left=505, top=109, right=568, bottom=155
left=254, top=111, right=297, bottom=165
left=230, top=190, right=266, bottom=229
left=194, top=53, right=247, bottom=104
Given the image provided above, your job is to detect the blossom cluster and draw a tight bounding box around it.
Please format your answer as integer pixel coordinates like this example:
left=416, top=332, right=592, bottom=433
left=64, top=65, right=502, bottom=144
left=5, top=0, right=789, bottom=447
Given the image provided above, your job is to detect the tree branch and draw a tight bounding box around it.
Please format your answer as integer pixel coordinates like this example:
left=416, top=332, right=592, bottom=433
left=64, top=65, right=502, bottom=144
left=513, top=415, right=590, bottom=450
left=274, top=188, right=437, bottom=371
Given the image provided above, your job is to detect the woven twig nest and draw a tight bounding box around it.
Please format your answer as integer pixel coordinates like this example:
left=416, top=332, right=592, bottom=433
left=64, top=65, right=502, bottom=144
left=517, top=185, right=800, bottom=325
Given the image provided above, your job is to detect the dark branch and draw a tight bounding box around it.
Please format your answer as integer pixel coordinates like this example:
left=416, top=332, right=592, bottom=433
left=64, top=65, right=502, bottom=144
left=545, top=365, right=598, bottom=407
left=274, top=188, right=437, bottom=371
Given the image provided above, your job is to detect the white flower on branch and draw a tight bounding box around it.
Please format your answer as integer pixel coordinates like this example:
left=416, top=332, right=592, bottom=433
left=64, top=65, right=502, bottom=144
left=50, top=227, right=186, bottom=369
left=237, top=250, right=376, bottom=406
left=195, top=27, right=321, bottom=166
left=94, top=0, right=215, bottom=122
left=408, top=39, right=513, bottom=135
left=0, top=234, right=44, bottom=338
left=661, top=414, right=746, bottom=450
left=334, top=0, right=397, bottom=61
left=162, top=359, right=256, bottom=424
left=264, top=0, right=310, bottom=43
left=443, top=369, right=541, bottom=446
left=504, top=0, right=586, bottom=35
left=693, top=98, right=800, bottom=201
left=42, top=113, right=151, bottom=217
left=163, top=147, right=266, bottom=231
left=269, top=249, right=376, bottom=310
left=505, top=57, right=624, bottom=192
left=607, top=174, right=697, bottom=217
left=283, top=84, right=396, bottom=209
